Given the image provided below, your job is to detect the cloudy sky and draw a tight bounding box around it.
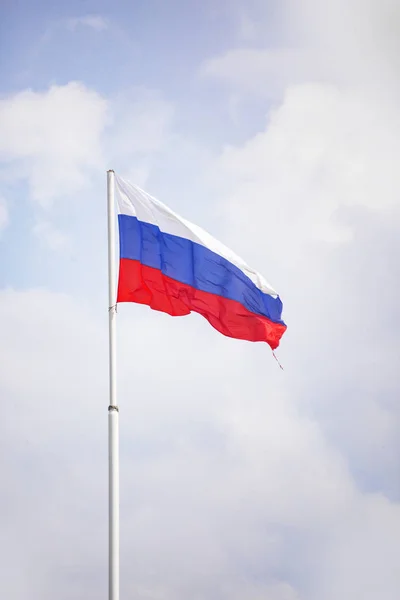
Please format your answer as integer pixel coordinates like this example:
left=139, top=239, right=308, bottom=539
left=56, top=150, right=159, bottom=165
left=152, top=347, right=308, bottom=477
left=1, top=1, right=400, bottom=598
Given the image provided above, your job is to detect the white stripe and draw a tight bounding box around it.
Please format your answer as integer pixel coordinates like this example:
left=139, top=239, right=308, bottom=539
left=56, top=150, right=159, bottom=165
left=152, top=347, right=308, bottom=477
left=115, top=173, right=278, bottom=297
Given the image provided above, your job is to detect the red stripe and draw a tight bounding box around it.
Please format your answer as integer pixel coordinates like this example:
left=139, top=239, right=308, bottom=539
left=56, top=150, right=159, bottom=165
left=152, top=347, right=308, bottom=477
left=117, top=258, right=286, bottom=349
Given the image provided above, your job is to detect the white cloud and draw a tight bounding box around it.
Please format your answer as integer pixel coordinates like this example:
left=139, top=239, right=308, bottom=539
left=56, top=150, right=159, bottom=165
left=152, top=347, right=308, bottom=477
left=66, top=15, right=109, bottom=32
left=0, top=82, right=174, bottom=248
left=1, top=0, right=400, bottom=598
left=199, top=7, right=400, bottom=598
left=0, top=288, right=399, bottom=599
left=0, top=83, right=173, bottom=207
left=228, top=582, right=300, bottom=600
left=202, top=0, right=400, bottom=104
left=214, top=82, right=400, bottom=254
left=0, top=82, right=108, bottom=206
left=204, top=0, right=400, bottom=527
left=285, top=0, right=400, bottom=93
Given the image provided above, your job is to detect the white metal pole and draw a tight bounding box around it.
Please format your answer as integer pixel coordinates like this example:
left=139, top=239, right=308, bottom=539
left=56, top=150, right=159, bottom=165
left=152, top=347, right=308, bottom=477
left=107, top=169, right=119, bottom=600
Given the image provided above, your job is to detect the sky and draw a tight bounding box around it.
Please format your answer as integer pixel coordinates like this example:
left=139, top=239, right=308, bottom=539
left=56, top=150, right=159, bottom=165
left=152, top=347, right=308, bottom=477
left=1, top=0, right=400, bottom=598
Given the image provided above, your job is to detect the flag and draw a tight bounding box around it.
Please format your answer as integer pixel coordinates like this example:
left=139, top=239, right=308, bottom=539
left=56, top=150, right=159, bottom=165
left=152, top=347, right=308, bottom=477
left=115, top=174, right=286, bottom=350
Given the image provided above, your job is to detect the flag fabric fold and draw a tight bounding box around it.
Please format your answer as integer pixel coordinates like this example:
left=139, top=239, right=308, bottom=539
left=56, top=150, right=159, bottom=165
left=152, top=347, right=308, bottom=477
left=115, top=174, right=286, bottom=350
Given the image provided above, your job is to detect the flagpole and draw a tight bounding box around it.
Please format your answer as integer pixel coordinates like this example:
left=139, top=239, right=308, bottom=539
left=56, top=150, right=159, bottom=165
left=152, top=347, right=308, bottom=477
left=107, top=169, right=119, bottom=600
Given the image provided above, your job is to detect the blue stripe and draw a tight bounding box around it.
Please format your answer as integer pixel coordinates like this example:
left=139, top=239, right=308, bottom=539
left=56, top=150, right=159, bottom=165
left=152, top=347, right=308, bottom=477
left=118, top=214, right=285, bottom=324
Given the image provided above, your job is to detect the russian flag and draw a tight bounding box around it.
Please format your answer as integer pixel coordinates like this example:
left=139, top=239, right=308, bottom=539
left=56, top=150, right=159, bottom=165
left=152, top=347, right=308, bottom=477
left=115, top=174, right=287, bottom=350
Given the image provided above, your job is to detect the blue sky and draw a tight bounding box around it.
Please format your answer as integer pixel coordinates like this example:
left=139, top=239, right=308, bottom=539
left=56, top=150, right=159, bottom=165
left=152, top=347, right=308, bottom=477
left=1, top=1, right=263, bottom=141
left=0, top=1, right=274, bottom=296
left=1, top=1, right=400, bottom=599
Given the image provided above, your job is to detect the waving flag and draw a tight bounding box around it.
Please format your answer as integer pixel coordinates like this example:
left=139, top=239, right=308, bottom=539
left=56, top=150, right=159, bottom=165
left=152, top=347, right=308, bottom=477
left=115, top=174, right=286, bottom=350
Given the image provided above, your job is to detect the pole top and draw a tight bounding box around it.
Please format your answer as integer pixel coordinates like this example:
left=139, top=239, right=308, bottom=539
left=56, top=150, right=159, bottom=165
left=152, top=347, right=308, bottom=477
left=107, top=169, right=115, bottom=173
